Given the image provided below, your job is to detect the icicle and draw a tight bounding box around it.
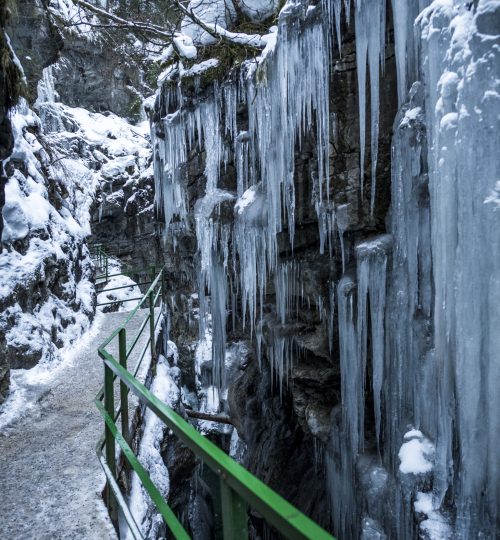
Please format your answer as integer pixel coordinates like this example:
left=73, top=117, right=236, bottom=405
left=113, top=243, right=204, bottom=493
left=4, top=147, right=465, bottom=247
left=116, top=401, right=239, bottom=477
left=247, top=3, right=330, bottom=273
left=355, top=235, right=390, bottom=446
left=354, top=0, right=386, bottom=212
left=328, top=281, right=335, bottom=353
left=337, top=274, right=363, bottom=454
left=354, top=1, right=368, bottom=197
left=210, top=253, right=227, bottom=389
left=391, top=0, right=409, bottom=105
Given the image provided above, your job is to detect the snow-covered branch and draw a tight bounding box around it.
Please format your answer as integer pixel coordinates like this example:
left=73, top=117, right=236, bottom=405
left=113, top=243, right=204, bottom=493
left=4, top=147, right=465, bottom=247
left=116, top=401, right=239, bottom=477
left=171, top=0, right=266, bottom=50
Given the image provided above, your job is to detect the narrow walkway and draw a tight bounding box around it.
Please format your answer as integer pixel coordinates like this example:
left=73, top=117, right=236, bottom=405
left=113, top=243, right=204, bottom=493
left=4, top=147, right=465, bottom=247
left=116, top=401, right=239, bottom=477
left=0, top=309, right=154, bottom=540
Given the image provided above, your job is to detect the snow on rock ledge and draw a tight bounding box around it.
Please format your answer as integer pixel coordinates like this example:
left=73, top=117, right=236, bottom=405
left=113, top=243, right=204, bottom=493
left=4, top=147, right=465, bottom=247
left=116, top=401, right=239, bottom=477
left=398, top=429, right=435, bottom=475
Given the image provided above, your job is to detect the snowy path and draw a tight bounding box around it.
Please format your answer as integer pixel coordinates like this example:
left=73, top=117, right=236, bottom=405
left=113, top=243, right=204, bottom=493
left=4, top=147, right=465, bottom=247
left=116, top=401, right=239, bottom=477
left=0, top=309, right=155, bottom=540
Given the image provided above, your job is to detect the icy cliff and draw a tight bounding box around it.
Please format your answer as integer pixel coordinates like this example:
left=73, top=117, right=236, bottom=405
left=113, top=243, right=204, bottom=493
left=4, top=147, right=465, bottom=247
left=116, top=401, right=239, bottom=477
left=151, top=0, right=499, bottom=537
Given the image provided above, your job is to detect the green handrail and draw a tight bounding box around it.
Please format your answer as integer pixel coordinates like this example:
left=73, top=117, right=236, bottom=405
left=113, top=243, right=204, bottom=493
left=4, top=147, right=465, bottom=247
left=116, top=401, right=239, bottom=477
left=95, top=266, right=336, bottom=540
left=90, top=243, right=110, bottom=282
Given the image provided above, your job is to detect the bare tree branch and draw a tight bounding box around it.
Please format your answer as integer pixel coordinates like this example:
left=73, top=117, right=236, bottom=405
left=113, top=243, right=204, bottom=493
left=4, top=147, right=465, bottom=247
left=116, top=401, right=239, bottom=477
left=185, top=409, right=234, bottom=425
left=68, top=0, right=174, bottom=41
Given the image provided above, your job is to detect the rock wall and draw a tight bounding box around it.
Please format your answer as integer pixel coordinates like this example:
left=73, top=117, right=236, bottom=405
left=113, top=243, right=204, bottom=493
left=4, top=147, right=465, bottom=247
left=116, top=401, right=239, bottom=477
left=54, top=39, right=145, bottom=120
left=5, top=0, right=62, bottom=99
left=0, top=1, right=23, bottom=404
left=148, top=2, right=398, bottom=535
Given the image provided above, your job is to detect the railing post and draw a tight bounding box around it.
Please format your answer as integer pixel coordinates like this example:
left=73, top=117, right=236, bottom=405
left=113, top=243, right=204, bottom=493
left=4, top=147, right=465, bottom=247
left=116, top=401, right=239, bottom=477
left=220, top=479, right=248, bottom=540
left=104, top=362, right=118, bottom=522
left=149, top=288, right=155, bottom=359
left=119, top=328, right=129, bottom=445
left=105, top=254, right=109, bottom=282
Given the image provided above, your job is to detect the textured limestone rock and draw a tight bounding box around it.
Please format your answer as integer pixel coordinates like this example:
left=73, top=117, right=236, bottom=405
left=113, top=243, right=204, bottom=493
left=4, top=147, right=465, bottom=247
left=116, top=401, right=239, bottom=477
left=6, top=0, right=62, bottom=99
left=0, top=3, right=23, bottom=404
left=149, top=6, right=398, bottom=533
left=55, top=40, right=145, bottom=120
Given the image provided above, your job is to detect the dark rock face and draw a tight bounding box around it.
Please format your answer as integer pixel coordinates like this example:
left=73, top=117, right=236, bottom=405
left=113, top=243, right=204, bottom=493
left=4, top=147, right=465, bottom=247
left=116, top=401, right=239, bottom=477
left=150, top=12, right=398, bottom=536
left=0, top=3, right=23, bottom=404
left=7, top=0, right=145, bottom=119
left=55, top=40, right=145, bottom=120
left=0, top=240, right=95, bottom=371
left=5, top=0, right=62, bottom=100
left=88, top=135, right=163, bottom=284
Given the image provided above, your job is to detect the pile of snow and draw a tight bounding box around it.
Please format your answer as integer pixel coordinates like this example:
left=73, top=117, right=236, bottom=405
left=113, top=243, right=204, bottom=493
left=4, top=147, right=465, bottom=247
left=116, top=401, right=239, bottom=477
left=237, top=0, right=279, bottom=22
left=414, top=492, right=452, bottom=539
left=181, top=58, right=220, bottom=78
left=398, top=429, right=435, bottom=475
left=173, top=34, right=197, bottom=59
left=181, top=0, right=236, bottom=46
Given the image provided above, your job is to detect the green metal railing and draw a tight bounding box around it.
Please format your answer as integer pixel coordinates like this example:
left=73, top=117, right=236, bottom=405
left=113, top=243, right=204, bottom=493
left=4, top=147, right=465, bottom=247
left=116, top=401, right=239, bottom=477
left=91, top=243, right=110, bottom=282
left=93, top=252, right=335, bottom=539
left=90, top=243, right=157, bottom=308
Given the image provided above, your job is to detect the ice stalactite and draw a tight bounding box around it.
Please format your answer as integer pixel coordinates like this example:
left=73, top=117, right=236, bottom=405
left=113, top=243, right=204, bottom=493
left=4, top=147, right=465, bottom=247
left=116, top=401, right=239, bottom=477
left=193, top=94, right=235, bottom=389
left=155, top=3, right=331, bottom=389
left=274, top=260, right=301, bottom=325
left=337, top=274, right=363, bottom=455
left=35, top=66, right=66, bottom=133
left=330, top=0, right=430, bottom=213
left=36, top=65, right=58, bottom=105
left=323, top=0, right=344, bottom=54
left=355, top=235, right=390, bottom=447
left=234, top=184, right=267, bottom=335
left=353, top=0, right=385, bottom=213
left=336, top=235, right=390, bottom=462
left=153, top=109, right=195, bottom=235
left=391, top=0, right=432, bottom=106
left=210, top=253, right=228, bottom=389
left=246, top=1, right=329, bottom=267
left=385, top=81, right=433, bottom=479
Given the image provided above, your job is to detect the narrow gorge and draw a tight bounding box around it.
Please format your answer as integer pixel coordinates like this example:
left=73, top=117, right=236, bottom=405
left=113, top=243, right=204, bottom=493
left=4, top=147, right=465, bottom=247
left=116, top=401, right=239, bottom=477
left=0, top=0, right=499, bottom=539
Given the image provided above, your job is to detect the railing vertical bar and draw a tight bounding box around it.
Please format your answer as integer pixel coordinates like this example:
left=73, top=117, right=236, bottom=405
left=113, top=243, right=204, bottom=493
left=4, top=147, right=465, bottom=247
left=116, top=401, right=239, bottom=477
left=149, top=267, right=156, bottom=359
left=220, top=479, right=248, bottom=540
left=104, top=362, right=118, bottom=522
left=119, top=328, right=129, bottom=444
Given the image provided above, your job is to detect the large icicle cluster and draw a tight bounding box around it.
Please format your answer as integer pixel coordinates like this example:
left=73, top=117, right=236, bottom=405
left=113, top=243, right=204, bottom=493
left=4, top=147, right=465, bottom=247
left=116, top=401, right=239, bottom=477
left=329, top=1, right=500, bottom=538
left=416, top=2, right=500, bottom=535
left=151, top=0, right=500, bottom=537
left=153, top=0, right=331, bottom=391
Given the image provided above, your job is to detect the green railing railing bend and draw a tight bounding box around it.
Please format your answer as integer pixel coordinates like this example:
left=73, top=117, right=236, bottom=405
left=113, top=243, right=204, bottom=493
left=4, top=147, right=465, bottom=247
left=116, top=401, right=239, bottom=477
left=95, top=265, right=336, bottom=540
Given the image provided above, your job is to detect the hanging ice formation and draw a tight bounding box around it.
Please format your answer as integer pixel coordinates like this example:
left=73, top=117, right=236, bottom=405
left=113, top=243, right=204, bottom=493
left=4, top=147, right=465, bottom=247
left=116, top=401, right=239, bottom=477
left=151, top=0, right=500, bottom=536
left=153, top=0, right=331, bottom=390
left=327, top=1, right=500, bottom=538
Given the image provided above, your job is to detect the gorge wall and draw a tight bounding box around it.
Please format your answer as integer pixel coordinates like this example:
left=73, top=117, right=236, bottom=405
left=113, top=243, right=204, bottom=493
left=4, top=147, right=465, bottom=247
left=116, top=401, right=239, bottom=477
left=0, top=0, right=158, bottom=409
left=148, top=0, right=500, bottom=538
